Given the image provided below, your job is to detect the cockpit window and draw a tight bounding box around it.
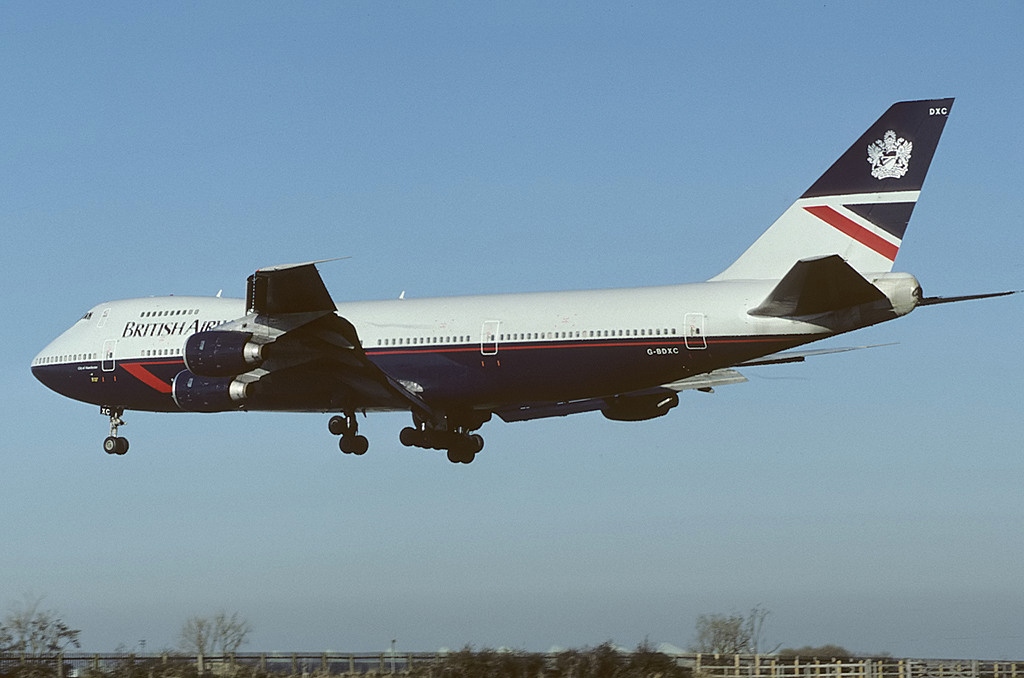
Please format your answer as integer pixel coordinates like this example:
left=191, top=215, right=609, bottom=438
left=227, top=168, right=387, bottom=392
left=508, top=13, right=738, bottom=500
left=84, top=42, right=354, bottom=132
left=80, top=312, right=93, bottom=321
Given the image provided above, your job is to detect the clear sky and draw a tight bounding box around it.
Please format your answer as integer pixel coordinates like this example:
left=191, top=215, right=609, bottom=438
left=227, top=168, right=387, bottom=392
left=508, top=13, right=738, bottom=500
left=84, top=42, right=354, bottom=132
left=3, top=1, right=1022, bottom=660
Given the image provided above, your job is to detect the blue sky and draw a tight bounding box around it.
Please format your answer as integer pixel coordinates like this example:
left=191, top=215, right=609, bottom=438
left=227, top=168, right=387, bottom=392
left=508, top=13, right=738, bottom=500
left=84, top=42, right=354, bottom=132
left=3, top=1, right=1023, bottom=659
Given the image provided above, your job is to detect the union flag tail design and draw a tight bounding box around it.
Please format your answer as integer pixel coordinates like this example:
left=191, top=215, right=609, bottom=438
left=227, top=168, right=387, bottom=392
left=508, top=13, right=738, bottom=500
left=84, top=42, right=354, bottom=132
left=712, top=98, right=954, bottom=281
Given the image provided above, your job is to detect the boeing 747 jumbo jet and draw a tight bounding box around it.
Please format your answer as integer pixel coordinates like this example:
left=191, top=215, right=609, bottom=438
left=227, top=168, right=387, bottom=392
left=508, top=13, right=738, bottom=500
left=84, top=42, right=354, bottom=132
left=32, top=99, right=1017, bottom=463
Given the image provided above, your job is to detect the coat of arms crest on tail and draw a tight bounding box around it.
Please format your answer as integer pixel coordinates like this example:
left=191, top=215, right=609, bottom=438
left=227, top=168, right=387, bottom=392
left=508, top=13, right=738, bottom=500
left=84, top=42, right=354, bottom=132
left=867, top=129, right=912, bottom=179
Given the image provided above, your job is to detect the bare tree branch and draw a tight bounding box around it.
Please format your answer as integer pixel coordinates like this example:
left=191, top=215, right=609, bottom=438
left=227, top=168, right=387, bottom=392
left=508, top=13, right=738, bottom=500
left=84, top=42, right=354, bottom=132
left=690, top=604, right=777, bottom=655
left=178, top=611, right=252, bottom=655
left=0, top=595, right=81, bottom=656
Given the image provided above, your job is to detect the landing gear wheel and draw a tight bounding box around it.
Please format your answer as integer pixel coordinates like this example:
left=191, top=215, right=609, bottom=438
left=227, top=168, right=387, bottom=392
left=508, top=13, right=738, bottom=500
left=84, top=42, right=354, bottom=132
left=399, top=427, right=419, bottom=447
left=446, top=440, right=476, bottom=464
left=328, top=415, right=349, bottom=436
left=339, top=434, right=369, bottom=455
left=103, top=436, right=129, bottom=455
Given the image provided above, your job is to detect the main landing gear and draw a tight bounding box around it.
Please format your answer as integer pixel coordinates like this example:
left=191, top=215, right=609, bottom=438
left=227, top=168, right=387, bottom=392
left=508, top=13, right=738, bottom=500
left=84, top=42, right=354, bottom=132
left=328, top=413, right=487, bottom=463
left=328, top=414, right=369, bottom=455
left=399, top=423, right=485, bottom=464
left=101, top=406, right=129, bottom=456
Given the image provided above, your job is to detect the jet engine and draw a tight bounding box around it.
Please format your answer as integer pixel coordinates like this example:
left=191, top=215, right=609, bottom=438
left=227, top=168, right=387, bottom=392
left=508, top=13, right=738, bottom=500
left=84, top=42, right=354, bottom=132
left=172, top=370, right=249, bottom=412
left=601, top=392, right=679, bottom=422
left=184, top=331, right=264, bottom=377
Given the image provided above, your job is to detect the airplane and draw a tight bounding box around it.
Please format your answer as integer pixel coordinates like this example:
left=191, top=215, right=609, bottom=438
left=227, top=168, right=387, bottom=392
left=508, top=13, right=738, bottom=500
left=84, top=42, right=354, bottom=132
left=31, top=98, right=1018, bottom=463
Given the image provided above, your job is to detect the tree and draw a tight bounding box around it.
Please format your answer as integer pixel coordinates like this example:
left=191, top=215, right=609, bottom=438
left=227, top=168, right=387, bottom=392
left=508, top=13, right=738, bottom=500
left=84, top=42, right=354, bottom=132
left=0, top=596, right=81, bottom=656
left=177, top=612, right=252, bottom=655
left=777, top=645, right=853, bottom=659
left=690, top=604, right=776, bottom=655
left=627, top=639, right=690, bottom=678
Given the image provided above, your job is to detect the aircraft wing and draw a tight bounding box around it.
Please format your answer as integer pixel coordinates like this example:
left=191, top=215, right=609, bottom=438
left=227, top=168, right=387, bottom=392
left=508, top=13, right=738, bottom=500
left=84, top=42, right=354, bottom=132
left=209, top=262, right=440, bottom=421
left=494, top=369, right=748, bottom=423
left=735, top=343, right=896, bottom=367
left=495, top=343, right=899, bottom=423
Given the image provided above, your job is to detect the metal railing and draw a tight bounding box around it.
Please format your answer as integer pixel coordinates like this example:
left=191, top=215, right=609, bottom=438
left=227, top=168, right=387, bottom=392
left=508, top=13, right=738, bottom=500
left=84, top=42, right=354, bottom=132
left=689, top=654, right=1022, bottom=678
left=0, top=653, right=430, bottom=677
left=1, top=652, right=1021, bottom=678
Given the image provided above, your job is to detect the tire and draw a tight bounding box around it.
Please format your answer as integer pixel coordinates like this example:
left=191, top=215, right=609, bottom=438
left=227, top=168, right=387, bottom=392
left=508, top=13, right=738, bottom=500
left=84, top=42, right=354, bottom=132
left=340, top=435, right=369, bottom=455
left=328, top=415, right=348, bottom=436
left=447, top=441, right=475, bottom=464
left=399, top=427, right=419, bottom=447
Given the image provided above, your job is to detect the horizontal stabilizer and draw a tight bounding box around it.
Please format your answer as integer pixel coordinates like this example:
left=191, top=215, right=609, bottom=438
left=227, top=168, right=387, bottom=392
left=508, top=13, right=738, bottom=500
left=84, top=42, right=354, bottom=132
left=919, top=290, right=1020, bottom=306
left=749, top=255, right=886, bottom=317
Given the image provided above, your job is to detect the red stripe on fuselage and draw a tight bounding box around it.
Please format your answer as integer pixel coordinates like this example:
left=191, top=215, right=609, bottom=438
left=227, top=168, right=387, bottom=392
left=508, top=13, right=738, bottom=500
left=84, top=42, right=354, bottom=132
left=121, top=361, right=175, bottom=394
left=804, top=205, right=899, bottom=261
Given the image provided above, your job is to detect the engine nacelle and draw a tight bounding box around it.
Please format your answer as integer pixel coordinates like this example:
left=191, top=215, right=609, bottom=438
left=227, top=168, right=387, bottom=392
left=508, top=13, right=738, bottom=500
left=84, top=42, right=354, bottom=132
left=870, top=272, right=922, bottom=317
left=184, top=331, right=264, bottom=377
left=172, top=370, right=249, bottom=412
left=602, top=392, right=679, bottom=422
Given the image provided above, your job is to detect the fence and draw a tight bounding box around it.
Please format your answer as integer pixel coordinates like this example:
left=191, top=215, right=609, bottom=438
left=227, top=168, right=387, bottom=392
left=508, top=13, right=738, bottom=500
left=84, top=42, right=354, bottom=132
left=1, top=652, right=1022, bottom=678
left=0, top=653, right=427, bottom=677
left=689, top=655, right=1022, bottom=678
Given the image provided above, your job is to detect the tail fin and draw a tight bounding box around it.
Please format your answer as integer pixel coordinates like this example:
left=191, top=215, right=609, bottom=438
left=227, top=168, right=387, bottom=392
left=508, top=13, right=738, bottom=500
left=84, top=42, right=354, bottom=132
left=712, top=98, right=954, bottom=281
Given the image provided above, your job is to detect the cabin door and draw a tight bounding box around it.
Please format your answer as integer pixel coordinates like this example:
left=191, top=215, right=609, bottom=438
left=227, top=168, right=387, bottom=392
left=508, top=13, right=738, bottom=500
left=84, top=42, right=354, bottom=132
left=683, top=313, right=707, bottom=350
left=102, top=339, right=117, bottom=372
left=480, top=320, right=500, bottom=356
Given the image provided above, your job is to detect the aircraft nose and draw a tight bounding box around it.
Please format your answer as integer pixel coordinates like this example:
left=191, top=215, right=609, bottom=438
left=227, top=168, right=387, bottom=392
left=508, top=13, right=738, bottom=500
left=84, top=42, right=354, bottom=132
left=31, top=332, right=82, bottom=396
left=31, top=342, right=63, bottom=391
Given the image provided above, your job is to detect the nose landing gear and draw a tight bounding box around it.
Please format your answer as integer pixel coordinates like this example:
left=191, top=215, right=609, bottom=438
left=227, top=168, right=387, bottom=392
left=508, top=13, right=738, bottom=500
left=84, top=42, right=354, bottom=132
left=101, top=406, right=129, bottom=455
